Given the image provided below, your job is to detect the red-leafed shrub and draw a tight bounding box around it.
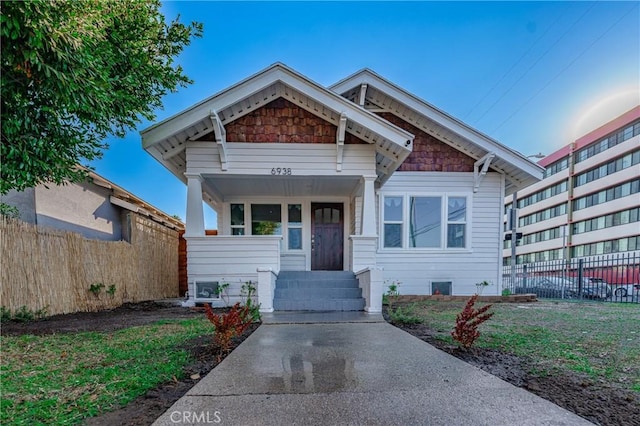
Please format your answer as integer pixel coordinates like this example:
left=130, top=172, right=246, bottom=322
left=451, top=294, right=494, bottom=349
left=204, top=302, right=252, bottom=357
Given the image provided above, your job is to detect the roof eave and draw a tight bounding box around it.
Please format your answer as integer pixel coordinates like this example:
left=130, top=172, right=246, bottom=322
left=331, top=69, right=544, bottom=186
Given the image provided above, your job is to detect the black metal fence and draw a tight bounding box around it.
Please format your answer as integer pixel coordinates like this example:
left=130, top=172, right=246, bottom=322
left=503, top=252, right=640, bottom=303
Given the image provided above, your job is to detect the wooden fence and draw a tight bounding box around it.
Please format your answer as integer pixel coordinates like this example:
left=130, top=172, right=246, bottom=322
left=0, top=215, right=179, bottom=316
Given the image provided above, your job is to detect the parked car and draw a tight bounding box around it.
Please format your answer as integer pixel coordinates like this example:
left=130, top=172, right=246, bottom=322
left=514, top=276, right=578, bottom=299
left=572, top=277, right=611, bottom=300
left=612, top=284, right=640, bottom=298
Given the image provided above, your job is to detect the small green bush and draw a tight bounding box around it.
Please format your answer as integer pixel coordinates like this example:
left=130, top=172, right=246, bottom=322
left=0, top=306, right=12, bottom=323
left=13, top=306, right=34, bottom=322
left=502, top=288, right=512, bottom=296
left=389, top=304, right=423, bottom=325
left=241, top=281, right=260, bottom=322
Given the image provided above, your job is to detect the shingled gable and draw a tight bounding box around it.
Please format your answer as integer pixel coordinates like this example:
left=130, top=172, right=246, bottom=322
left=330, top=69, right=544, bottom=195
left=141, top=63, right=414, bottom=185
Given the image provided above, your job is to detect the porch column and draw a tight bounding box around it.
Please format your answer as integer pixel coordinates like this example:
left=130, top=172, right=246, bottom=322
left=185, top=173, right=205, bottom=237
left=361, top=176, right=377, bottom=236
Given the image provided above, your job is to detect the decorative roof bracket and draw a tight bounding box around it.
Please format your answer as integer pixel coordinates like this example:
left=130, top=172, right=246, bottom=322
left=358, top=83, right=368, bottom=106
left=473, top=152, right=496, bottom=193
left=210, top=109, right=228, bottom=171
left=336, top=113, right=347, bottom=171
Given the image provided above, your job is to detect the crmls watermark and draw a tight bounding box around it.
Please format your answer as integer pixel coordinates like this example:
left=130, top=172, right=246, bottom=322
left=170, top=411, right=222, bottom=424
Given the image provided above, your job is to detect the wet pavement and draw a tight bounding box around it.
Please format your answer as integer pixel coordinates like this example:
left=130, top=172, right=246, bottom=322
left=153, top=315, right=593, bottom=425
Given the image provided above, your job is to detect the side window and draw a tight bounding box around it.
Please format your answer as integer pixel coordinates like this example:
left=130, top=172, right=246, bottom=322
left=447, top=197, right=466, bottom=248
left=383, top=197, right=403, bottom=248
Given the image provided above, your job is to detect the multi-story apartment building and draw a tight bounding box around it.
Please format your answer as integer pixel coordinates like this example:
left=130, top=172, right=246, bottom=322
left=503, top=106, right=640, bottom=266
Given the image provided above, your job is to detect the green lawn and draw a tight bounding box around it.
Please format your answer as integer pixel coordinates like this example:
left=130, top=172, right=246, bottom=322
left=406, top=300, right=640, bottom=392
left=1, top=318, right=212, bottom=425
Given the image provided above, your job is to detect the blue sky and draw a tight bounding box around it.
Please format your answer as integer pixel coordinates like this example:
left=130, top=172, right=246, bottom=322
left=90, top=1, right=640, bottom=227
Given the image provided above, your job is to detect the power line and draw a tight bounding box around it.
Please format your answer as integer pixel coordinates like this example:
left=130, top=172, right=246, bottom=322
left=474, top=2, right=597, bottom=124
left=491, top=2, right=639, bottom=134
left=464, top=3, right=571, bottom=120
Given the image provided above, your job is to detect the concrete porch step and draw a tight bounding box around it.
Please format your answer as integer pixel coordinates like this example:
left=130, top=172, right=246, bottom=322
left=275, top=287, right=363, bottom=299
left=277, top=271, right=356, bottom=280
left=275, top=279, right=360, bottom=289
left=274, top=271, right=365, bottom=312
left=273, top=298, right=365, bottom=311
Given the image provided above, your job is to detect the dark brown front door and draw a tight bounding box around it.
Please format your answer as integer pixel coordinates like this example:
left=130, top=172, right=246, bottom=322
left=311, top=203, right=344, bottom=271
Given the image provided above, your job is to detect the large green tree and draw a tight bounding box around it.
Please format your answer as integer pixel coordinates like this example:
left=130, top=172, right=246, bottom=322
left=0, top=0, right=202, bottom=194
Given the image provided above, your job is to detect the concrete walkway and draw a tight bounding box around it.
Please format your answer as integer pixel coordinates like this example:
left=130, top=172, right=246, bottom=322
left=153, top=312, right=592, bottom=426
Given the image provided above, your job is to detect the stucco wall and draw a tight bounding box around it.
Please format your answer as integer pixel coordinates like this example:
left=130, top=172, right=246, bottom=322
left=1, top=188, right=37, bottom=223
left=34, top=181, right=123, bottom=241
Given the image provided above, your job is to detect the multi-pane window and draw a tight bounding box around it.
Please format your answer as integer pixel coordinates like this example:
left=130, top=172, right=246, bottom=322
left=573, top=208, right=640, bottom=235
left=383, top=197, right=403, bottom=248
left=232, top=203, right=304, bottom=251
left=574, top=151, right=640, bottom=187
left=575, top=120, right=640, bottom=163
left=383, top=195, right=468, bottom=250
left=519, top=203, right=567, bottom=227
left=505, top=226, right=563, bottom=249
left=230, top=204, right=245, bottom=235
left=251, top=204, right=282, bottom=236
left=543, top=158, right=569, bottom=178
left=573, top=179, right=640, bottom=211
left=287, top=204, right=302, bottom=250
left=516, top=248, right=563, bottom=264
left=517, top=181, right=568, bottom=208
left=572, top=236, right=638, bottom=257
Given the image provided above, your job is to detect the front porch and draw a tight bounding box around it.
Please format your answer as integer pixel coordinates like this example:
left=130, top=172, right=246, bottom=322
left=184, top=234, right=383, bottom=312
left=181, top=141, right=388, bottom=312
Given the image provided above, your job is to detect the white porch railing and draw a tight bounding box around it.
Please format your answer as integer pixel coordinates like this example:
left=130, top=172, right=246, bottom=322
left=356, top=267, right=384, bottom=313
left=186, top=235, right=281, bottom=307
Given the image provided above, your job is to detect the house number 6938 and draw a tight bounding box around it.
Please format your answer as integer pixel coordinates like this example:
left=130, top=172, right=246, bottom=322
left=271, top=168, right=292, bottom=175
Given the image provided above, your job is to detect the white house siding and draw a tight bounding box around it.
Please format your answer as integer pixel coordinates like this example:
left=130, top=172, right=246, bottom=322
left=281, top=253, right=306, bottom=271
left=186, top=142, right=376, bottom=177
left=185, top=142, right=221, bottom=174
left=186, top=236, right=281, bottom=306
left=376, top=172, right=504, bottom=296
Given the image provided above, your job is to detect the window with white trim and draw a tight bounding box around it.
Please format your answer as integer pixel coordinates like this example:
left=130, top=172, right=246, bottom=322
left=383, top=197, right=403, bottom=248
left=230, top=204, right=245, bottom=235
left=409, top=197, right=441, bottom=248
left=382, top=194, right=469, bottom=250
left=447, top=197, right=467, bottom=248
left=287, top=204, right=302, bottom=250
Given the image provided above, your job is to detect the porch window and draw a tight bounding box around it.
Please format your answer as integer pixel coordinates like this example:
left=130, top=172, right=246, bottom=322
left=288, top=204, right=302, bottom=250
left=230, top=204, right=245, bottom=235
left=251, top=204, right=282, bottom=236
left=383, top=196, right=403, bottom=248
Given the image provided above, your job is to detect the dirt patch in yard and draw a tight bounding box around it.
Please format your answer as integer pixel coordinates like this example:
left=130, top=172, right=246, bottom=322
left=3, top=302, right=639, bottom=425
left=392, top=320, right=640, bottom=426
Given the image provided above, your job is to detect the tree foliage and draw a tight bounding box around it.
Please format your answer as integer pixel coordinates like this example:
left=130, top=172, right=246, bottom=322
left=0, top=0, right=202, bottom=194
